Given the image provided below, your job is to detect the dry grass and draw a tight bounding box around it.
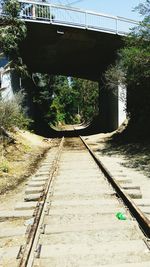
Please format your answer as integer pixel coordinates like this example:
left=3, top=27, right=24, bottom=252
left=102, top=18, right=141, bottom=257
left=0, top=130, right=52, bottom=194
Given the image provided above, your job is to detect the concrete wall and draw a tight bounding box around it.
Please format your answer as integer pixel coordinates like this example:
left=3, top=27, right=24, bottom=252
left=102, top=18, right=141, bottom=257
left=0, top=67, right=14, bottom=100
left=107, top=87, right=118, bottom=131
left=0, top=65, right=21, bottom=100
left=99, top=83, right=127, bottom=132
left=118, top=84, right=126, bottom=126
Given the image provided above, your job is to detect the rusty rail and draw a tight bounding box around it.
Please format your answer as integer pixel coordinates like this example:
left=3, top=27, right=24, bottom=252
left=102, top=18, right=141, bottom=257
left=80, top=136, right=150, bottom=238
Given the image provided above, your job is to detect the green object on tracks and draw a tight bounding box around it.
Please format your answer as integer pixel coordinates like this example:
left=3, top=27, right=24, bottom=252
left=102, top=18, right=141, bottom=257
left=116, top=212, right=127, bottom=220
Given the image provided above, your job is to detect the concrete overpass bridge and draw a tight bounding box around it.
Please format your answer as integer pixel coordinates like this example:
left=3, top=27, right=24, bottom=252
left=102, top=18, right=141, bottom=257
left=0, top=1, right=138, bottom=136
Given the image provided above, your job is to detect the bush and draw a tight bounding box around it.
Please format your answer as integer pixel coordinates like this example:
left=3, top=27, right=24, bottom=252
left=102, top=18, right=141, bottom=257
left=0, top=91, right=31, bottom=131
left=104, top=0, right=150, bottom=140
left=0, top=160, right=9, bottom=173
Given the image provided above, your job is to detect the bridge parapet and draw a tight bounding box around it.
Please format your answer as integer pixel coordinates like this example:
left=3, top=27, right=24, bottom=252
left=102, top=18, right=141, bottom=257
left=0, top=0, right=139, bottom=35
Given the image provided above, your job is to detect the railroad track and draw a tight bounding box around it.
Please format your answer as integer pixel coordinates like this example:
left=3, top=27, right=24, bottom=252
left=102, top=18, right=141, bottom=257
left=0, top=137, right=150, bottom=266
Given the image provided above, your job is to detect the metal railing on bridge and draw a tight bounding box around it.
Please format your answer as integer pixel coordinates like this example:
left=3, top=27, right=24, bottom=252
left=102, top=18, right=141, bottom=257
left=0, top=0, right=139, bottom=35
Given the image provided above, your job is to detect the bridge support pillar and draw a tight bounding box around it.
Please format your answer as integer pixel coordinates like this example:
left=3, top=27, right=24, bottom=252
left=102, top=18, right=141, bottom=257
left=99, top=82, right=126, bottom=132
left=0, top=59, right=21, bottom=100
left=118, top=84, right=127, bottom=126
left=0, top=66, right=16, bottom=100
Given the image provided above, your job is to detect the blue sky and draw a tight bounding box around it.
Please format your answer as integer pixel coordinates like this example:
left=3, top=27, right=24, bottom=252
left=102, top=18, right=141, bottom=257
left=50, top=0, right=144, bottom=21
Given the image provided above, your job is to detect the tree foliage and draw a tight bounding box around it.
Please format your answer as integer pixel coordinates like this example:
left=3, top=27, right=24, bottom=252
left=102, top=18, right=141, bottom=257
left=134, top=0, right=150, bottom=16
left=2, top=0, right=20, bottom=17
left=0, top=91, right=31, bottom=130
left=31, top=73, right=54, bottom=129
left=104, top=0, right=150, bottom=139
left=71, top=78, right=99, bottom=122
left=0, top=0, right=27, bottom=75
left=0, top=1, right=30, bottom=132
left=31, top=74, right=99, bottom=129
left=48, top=76, right=99, bottom=126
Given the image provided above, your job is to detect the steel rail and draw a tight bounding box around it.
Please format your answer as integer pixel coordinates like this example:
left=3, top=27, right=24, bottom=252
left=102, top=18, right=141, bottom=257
left=17, top=137, right=64, bottom=267
left=80, top=136, right=150, bottom=238
left=17, top=136, right=150, bottom=266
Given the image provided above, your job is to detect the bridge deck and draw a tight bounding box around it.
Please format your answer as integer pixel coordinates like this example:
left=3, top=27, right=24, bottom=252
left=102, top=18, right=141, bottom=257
left=0, top=0, right=139, bottom=35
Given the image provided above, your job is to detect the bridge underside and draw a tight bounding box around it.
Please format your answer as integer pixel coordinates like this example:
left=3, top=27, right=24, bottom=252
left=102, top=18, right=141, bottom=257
left=20, top=22, right=123, bottom=81
left=20, top=22, right=124, bottom=136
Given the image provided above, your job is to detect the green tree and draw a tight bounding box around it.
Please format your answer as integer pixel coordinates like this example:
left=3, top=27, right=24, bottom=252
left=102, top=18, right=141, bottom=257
left=49, top=76, right=77, bottom=125
left=0, top=0, right=27, bottom=75
left=32, top=74, right=99, bottom=129
left=0, top=91, right=31, bottom=131
left=71, top=78, right=99, bottom=122
left=104, top=0, right=150, bottom=140
left=29, top=73, right=54, bottom=131
left=0, top=1, right=30, bottom=134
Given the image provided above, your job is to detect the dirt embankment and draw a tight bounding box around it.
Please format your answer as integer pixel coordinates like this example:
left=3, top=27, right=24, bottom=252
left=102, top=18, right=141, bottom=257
left=0, top=130, right=53, bottom=194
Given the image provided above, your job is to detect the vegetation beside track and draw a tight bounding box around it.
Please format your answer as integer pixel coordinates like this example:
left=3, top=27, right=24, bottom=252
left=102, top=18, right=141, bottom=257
left=0, top=130, right=52, bottom=195
left=104, top=0, right=150, bottom=141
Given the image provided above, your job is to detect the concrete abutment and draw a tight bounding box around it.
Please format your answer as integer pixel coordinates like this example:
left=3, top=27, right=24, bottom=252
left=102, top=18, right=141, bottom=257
left=98, top=82, right=126, bottom=132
